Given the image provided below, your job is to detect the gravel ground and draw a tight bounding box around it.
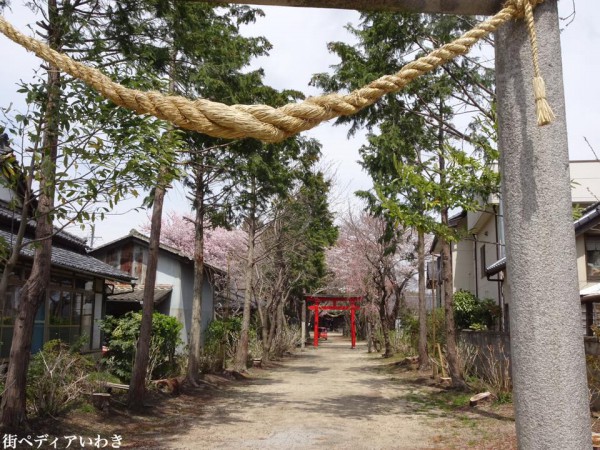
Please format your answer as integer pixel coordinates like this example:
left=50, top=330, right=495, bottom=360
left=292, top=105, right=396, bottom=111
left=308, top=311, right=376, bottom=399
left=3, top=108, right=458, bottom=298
left=166, top=333, right=515, bottom=450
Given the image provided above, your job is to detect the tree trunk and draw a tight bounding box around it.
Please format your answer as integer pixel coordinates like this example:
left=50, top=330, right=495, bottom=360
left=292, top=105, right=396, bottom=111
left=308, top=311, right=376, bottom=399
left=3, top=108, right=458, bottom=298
left=187, top=165, right=206, bottom=384
left=440, top=212, right=467, bottom=389
left=266, top=301, right=278, bottom=359
left=270, top=300, right=285, bottom=356
left=0, top=183, right=31, bottom=305
left=301, top=298, right=306, bottom=350
left=0, top=220, right=53, bottom=431
left=128, top=184, right=165, bottom=408
left=0, top=153, right=34, bottom=304
left=417, top=229, right=430, bottom=370
left=233, top=193, right=256, bottom=371
left=130, top=44, right=176, bottom=399
left=257, top=293, right=270, bottom=363
left=0, top=0, right=61, bottom=429
left=438, top=99, right=466, bottom=389
left=379, top=293, right=393, bottom=358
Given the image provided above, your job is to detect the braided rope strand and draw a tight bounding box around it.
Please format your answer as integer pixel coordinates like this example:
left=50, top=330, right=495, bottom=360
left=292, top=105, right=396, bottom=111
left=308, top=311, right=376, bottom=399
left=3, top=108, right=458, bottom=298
left=521, top=0, right=556, bottom=125
left=0, top=1, right=547, bottom=143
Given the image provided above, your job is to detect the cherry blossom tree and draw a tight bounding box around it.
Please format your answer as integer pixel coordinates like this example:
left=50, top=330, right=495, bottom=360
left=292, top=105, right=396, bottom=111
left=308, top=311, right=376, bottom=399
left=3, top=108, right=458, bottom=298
left=140, top=212, right=247, bottom=299
left=141, top=211, right=246, bottom=272
left=326, top=209, right=418, bottom=357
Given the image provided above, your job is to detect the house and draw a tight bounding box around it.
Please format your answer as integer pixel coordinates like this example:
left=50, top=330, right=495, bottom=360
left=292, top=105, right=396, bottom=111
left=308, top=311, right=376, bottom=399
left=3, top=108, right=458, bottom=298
left=90, top=229, right=221, bottom=345
left=0, top=137, right=135, bottom=357
left=486, top=202, right=600, bottom=335
left=436, top=160, right=600, bottom=333
left=430, top=205, right=506, bottom=328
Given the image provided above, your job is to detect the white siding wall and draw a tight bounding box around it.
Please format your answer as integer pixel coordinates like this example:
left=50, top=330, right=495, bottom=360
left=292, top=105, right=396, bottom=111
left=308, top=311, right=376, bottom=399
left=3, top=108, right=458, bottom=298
left=576, top=236, right=588, bottom=290
left=570, top=161, right=600, bottom=204
left=152, top=249, right=214, bottom=346
left=95, top=240, right=215, bottom=347
left=154, top=252, right=186, bottom=342
left=452, top=238, right=475, bottom=294
left=476, top=216, right=502, bottom=303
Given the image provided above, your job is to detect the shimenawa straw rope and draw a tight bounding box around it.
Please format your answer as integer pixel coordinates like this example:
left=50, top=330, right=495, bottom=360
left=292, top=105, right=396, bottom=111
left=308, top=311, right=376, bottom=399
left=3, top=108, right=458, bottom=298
left=0, top=0, right=551, bottom=143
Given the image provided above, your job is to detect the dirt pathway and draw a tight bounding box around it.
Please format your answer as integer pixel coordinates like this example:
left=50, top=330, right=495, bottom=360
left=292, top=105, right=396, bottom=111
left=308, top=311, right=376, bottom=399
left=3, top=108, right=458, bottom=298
left=165, top=333, right=513, bottom=449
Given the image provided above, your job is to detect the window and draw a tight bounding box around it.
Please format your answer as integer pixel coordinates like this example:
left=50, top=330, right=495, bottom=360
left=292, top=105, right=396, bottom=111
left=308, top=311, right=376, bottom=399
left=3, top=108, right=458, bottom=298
left=48, top=289, right=93, bottom=349
left=0, top=274, right=95, bottom=358
left=480, top=245, right=487, bottom=279
left=586, top=236, right=600, bottom=280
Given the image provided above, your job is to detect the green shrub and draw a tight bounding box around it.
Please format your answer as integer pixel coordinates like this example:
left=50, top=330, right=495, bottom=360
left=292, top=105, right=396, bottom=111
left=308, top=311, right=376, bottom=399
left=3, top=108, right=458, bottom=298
left=200, top=317, right=242, bottom=372
left=205, top=317, right=241, bottom=351
left=100, top=312, right=183, bottom=382
left=27, top=340, right=94, bottom=417
left=399, top=313, right=419, bottom=354
left=454, top=290, right=500, bottom=330
left=394, top=309, right=445, bottom=357
left=248, top=328, right=262, bottom=361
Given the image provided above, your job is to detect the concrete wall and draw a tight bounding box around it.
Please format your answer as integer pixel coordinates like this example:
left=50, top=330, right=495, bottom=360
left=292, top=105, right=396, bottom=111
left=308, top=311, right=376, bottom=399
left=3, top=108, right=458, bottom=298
left=459, top=330, right=511, bottom=376
left=585, top=336, right=600, bottom=356
left=461, top=331, right=600, bottom=366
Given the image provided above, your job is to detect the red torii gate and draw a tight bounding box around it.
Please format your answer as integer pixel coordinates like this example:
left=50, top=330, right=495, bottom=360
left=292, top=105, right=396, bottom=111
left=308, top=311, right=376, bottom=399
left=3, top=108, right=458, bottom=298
left=306, top=295, right=362, bottom=349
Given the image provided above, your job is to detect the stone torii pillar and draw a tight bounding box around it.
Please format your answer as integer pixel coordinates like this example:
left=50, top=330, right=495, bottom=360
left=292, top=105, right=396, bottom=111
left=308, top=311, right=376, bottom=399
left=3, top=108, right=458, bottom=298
left=200, top=0, right=590, bottom=447
left=496, top=2, right=589, bottom=448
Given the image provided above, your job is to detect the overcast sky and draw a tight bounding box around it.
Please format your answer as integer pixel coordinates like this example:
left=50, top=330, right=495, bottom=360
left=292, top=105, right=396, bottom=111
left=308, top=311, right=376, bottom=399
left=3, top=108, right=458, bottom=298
left=0, top=1, right=597, bottom=245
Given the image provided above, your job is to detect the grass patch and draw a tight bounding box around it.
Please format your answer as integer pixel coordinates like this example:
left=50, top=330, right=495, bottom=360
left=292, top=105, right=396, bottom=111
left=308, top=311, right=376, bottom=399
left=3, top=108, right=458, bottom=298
left=404, top=389, right=471, bottom=413
left=458, top=414, right=478, bottom=428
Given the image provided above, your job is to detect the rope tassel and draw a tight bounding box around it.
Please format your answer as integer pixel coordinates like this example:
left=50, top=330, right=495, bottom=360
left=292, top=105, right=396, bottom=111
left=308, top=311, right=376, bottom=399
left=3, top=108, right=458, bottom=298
left=532, top=76, right=555, bottom=126
left=520, top=0, right=555, bottom=126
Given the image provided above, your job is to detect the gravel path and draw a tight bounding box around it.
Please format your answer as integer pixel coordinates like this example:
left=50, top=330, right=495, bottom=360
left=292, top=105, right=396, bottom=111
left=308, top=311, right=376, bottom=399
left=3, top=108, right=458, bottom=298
left=167, top=333, right=446, bottom=449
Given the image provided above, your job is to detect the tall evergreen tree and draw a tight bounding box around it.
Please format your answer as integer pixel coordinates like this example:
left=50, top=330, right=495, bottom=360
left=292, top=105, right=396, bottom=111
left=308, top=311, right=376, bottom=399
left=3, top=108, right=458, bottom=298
left=105, top=0, right=273, bottom=386
left=0, top=0, right=178, bottom=428
left=312, top=12, right=498, bottom=387
left=230, top=130, right=322, bottom=372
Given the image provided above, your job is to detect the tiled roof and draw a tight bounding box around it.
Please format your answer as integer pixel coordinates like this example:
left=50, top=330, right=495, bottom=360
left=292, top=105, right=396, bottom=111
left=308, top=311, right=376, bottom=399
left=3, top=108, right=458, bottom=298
left=108, top=284, right=172, bottom=304
left=93, top=229, right=191, bottom=260
left=574, top=202, right=600, bottom=235
left=92, top=229, right=225, bottom=273
left=0, top=229, right=134, bottom=282
left=0, top=202, right=88, bottom=250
